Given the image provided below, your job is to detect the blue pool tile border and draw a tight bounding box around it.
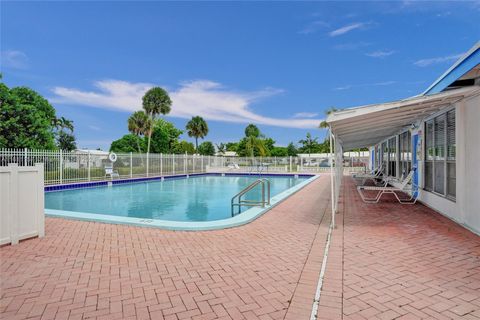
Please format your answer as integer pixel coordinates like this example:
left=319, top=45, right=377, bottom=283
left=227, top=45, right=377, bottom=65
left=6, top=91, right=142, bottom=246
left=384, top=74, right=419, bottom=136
left=44, top=172, right=315, bottom=192
left=45, top=174, right=319, bottom=231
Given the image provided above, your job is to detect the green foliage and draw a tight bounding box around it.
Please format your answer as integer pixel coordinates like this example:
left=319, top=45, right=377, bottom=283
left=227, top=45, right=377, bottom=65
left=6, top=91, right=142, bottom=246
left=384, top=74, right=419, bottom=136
left=54, top=116, right=76, bottom=150
left=110, top=134, right=145, bottom=153
left=287, top=142, right=298, bottom=156
left=237, top=136, right=267, bottom=157
left=244, top=124, right=260, bottom=137
left=128, top=111, right=149, bottom=152
left=172, top=140, right=195, bottom=155
left=186, top=116, right=209, bottom=150
left=142, top=87, right=172, bottom=116
left=197, top=141, right=215, bottom=156
left=225, top=142, right=239, bottom=152
left=149, top=119, right=183, bottom=153
left=298, top=133, right=320, bottom=155
left=216, top=143, right=226, bottom=155
left=142, top=87, right=172, bottom=153
left=56, top=131, right=76, bottom=151
left=264, top=138, right=275, bottom=151
left=270, top=146, right=288, bottom=157
left=0, top=82, right=58, bottom=149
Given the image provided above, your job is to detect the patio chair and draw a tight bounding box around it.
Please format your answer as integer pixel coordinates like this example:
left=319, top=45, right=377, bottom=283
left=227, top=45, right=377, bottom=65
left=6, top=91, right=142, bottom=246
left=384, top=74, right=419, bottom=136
left=352, top=164, right=384, bottom=185
left=227, top=163, right=240, bottom=170
left=357, top=169, right=418, bottom=204
left=105, top=165, right=119, bottom=179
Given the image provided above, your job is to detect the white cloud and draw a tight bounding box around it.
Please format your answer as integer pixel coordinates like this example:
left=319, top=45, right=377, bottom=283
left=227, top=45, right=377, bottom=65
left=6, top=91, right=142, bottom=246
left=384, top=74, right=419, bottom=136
left=1, top=50, right=29, bottom=69
left=329, top=22, right=366, bottom=37
left=51, top=79, right=322, bottom=129
left=293, top=112, right=318, bottom=118
left=414, top=53, right=463, bottom=67
left=365, top=50, right=396, bottom=58
left=298, top=20, right=329, bottom=35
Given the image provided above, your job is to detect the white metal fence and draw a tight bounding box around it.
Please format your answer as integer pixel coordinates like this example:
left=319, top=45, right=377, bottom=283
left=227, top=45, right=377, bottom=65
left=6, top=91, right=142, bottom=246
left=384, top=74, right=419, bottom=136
left=0, top=148, right=369, bottom=185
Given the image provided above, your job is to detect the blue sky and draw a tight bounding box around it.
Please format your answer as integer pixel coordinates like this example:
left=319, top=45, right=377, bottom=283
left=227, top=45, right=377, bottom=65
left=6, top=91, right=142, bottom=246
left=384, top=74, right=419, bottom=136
left=1, top=1, right=479, bottom=150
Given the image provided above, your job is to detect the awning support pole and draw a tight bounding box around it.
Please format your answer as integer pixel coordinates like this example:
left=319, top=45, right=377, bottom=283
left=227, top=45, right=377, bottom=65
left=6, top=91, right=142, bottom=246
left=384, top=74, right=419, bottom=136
left=329, top=129, right=335, bottom=229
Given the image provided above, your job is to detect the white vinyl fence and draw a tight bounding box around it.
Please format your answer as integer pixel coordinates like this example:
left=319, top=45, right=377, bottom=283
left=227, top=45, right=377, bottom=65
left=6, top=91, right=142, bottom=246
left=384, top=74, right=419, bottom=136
left=0, top=164, right=44, bottom=245
left=0, top=149, right=369, bottom=185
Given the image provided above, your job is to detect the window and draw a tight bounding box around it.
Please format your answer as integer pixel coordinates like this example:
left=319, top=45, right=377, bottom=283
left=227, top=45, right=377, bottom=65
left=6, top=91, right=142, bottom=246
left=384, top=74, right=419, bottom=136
left=388, top=137, right=397, bottom=178
left=399, top=130, right=412, bottom=178
left=424, top=109, right=456, bottom=200
left=381, top=141, right=388, bottom=175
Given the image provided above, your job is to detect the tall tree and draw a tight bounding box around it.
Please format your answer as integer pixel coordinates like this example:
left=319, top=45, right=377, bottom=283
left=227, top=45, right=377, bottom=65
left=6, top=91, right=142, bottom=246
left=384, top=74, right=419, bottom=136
left=150, top=119, right=183, bottom=153
left=0, top=84, right=57, bottom=149
left=142, top=87, right=172, bottom=154
left=245, top=124, right=260, bottom=137
left=287, top=142, right=298, bottom=156
left=128, top=111, right=149, bottom=153
left=298, top=133, right=319, bottom=156
left=186, top=116, right=209, bottom=152
left=54, top=117, right=76, bottom=151
left=197, top=141, right=215, bottom=156
left=319, top=107, right=338, bottom=139
left=216, top=143, right=226, bottom=155
left=110, top=134, right=145, bottom=153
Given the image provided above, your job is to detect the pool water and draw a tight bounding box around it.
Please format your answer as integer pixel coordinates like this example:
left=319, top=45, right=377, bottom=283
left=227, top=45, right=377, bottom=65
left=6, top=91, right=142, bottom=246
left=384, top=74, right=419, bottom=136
left=45, top=175, right=309, bottom=222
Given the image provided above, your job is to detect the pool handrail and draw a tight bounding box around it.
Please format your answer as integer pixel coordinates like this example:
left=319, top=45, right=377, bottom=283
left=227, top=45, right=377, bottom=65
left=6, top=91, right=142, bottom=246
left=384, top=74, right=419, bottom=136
left=231, top=178, right=271, bottom=216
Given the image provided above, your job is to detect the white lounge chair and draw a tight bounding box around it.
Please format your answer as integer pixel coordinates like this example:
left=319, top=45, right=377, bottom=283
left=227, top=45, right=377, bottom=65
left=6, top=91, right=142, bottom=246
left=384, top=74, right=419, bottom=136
left=227, top=163, right=240, bottom=170
left=105, top=165, right=119, bottom=179
left=352, top=164, right=384, bottom=186
left=357, top=169, right=418, bottom=204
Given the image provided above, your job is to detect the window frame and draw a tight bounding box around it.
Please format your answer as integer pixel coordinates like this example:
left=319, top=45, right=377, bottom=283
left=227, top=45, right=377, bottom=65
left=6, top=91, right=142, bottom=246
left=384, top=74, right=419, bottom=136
left=423, top=105, right=456, bottom=202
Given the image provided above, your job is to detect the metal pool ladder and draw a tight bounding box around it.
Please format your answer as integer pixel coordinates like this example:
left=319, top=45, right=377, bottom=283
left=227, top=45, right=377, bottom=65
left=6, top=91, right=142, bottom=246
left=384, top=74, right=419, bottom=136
left=231, top=178, right=270, bottom=216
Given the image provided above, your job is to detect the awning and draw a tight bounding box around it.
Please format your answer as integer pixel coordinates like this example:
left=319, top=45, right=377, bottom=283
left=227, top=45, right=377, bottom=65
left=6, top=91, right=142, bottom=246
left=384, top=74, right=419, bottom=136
left=326, top=87, right=480, bottom=151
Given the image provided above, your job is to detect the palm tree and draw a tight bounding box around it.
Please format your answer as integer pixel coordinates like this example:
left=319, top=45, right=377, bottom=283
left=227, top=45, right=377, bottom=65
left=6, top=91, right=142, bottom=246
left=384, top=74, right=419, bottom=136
left=245, top=124, right=260, bottom=137
left=54, top=117, right=74, bottom=132
left=142, top=87, right=172, bottom=153
left=299, top=132, right=318, bottom=157
left=319, top=107, right=338, bottom=139
left=216, top=143, right=226, bottom=155
left=186, top=116, right=209, bottom=152
left=128, top=111, right=149, bottom=153
left=245, top=135, right=266, bottom=157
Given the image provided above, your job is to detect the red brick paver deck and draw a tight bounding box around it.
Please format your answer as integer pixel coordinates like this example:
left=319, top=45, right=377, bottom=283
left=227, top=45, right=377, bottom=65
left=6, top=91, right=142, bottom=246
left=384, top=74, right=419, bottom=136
left=336, top=177, right=480, bottom=320
left=0, top=176, right=331, bottom=320
left=2, top=175, right=480, bottom=320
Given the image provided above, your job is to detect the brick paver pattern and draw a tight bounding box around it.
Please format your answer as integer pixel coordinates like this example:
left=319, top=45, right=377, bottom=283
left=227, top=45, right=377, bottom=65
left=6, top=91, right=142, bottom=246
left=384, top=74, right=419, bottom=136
left=2, top=175, right=480, bottom=320
left=340, top=177, right=480, bottom=320
left=0, top=176, right=331, bottom=320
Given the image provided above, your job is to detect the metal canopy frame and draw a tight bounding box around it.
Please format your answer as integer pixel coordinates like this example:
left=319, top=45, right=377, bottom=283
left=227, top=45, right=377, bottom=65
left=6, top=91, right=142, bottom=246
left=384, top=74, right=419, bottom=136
left=326, top=87, right=479, bottom=151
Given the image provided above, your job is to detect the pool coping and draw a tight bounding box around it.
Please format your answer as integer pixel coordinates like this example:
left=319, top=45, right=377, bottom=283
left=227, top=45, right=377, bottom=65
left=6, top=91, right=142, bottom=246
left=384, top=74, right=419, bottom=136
left=45, top=173, right=320, bottom=231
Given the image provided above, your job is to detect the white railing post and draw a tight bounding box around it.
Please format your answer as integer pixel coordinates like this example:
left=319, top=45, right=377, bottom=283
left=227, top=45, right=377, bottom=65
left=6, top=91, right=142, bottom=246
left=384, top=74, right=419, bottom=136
left=201, top=155, right=204, bottom=172
left=160, top=153, right=163, bottom=176
left=130, top=152, right=133, bottom=178
left=172, top=154, right=175, bottom=175
left=184, top=153, right=187, bottom=174
left=24, top=148, right=27, bottom=166
left=59, top=149, right=63, bottom=184
left=146, top=152, right=149, bottom=177
left=87, top=151, right=91, bottom=181
left=289, top=156, right=292, bottom=172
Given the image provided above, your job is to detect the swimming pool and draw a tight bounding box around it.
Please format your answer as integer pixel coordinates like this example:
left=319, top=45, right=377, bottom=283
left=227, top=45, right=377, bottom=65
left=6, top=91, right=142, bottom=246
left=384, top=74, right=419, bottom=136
left=45, top=173, right=317, bottom=230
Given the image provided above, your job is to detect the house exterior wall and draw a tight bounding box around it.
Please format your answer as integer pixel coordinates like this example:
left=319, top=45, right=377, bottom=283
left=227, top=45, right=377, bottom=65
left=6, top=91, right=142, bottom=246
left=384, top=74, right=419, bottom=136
left=371, top=92, right=480, bottom=234
left=417, top=93, right=480, bottom=234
